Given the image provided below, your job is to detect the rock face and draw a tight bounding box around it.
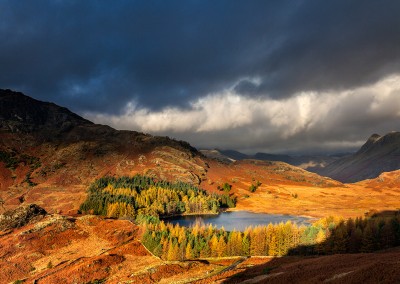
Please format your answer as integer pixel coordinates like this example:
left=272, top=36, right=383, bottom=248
left=318, top=132, right=400, bottom=182
left=0, top=204, right=47, bottom=230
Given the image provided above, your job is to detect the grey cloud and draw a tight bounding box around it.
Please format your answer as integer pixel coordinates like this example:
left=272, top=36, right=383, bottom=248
left=87, top=76, right=400, bottom=154
left=233, top=80, right=260, bottom=96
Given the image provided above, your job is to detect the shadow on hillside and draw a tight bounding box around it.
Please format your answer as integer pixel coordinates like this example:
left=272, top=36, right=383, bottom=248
left=222, top=210, right=400, bottom=283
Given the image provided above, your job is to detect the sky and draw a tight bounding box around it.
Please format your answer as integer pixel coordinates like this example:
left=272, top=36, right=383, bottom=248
left=1, top=0, right=400, bottom=154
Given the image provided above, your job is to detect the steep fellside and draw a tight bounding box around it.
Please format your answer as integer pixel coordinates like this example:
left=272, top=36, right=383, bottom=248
left=318, top=132, right=400, bottom=182
left=0, top=89, right=208, bottom=214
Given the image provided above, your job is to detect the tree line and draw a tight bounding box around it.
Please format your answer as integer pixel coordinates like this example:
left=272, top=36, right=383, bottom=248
left=142, top=214, right=400, bottom=260
left=79, top=175, right=236, bottom=218
left=294, top=212, right=400, bottom=255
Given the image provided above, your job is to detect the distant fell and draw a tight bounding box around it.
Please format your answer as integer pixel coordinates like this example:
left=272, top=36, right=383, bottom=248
left=318, top=132, right=400, bottom=182
left=201, top=148, right=342, bottom=170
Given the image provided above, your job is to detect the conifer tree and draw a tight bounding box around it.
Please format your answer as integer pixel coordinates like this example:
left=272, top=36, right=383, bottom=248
left=167, top=240, right=179, bottom=261
left=242, top=234, right=250, bottom=256
left=361, top=222, right=376, bottom=253
left=185, top=242, right=194, bottom=259
left=217, top=236, right=227, bottom=257
left=268, top=234, right=278, bottom=256
left=201, top=242, right=211, bottom=258
left=209, top=235, right=219, bottom=257
left=315, top=229, right=327, bottom=254
left=380, top=220, right=395, bottom=249
left=250, top=226, right=267, bottom=255
left=348, top=227, right=362, bottom=253
left=332, top=224, right=348, bottom=253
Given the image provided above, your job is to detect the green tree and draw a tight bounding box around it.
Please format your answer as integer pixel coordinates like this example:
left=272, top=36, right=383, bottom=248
left=185, top=242, right=194, bottom=259
left=332, top=224, right=348, bottom=253
left=361, top=222, right=376, bottom=253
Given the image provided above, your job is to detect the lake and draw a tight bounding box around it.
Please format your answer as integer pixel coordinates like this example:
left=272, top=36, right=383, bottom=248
left=163, top=211, right=311, bottom=231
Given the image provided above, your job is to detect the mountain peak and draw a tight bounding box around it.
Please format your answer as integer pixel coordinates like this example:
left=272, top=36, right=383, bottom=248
left=357, top=132, right=400, bottom=155
left=369, top=133, right=382, bottom=140
left=320, top=131, right=400, bottom=182
left=357, top=133, right=381, bottom=154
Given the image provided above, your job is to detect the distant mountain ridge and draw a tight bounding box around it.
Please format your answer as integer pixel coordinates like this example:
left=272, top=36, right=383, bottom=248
left=317, top=132, right=400, bottom=182
left=202, top=132, right=400, bottom=182
left=200, top=148, right=344, bottom=170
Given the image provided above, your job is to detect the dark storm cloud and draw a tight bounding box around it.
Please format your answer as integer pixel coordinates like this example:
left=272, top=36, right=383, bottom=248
left=253, top=1, right=400, bottom=98
left=1, top=0, right=399, bottom=114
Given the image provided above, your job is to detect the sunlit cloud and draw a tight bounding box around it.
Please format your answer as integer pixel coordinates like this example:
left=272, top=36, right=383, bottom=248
left=86, top=74, right=400, bottom=153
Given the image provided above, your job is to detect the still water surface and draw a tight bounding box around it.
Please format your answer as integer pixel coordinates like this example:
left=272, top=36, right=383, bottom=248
left=164, top=211, right=311, bottom=231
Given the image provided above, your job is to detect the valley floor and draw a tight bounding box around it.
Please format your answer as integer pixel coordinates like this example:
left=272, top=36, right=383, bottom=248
left=205, top=163, right=400, bottom=219
left=230, top=181, right=400, bottom=219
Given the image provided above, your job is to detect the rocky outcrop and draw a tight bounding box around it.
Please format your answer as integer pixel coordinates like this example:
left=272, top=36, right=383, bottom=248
left=0, top=204, right=47, bottom=231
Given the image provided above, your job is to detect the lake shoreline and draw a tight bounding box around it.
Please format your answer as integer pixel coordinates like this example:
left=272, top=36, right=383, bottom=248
left=226, top=207, right=319, bottom=221
left=162, top=210, right=312, bottom=231
left=160, top=208, right=231, bottom=219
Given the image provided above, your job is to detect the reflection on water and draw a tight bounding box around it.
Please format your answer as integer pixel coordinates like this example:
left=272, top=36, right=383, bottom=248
left=163, top=211, right=311, bottom=231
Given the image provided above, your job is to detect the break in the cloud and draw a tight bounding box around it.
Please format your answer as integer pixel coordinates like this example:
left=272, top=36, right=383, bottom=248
left=87, top=74, right=400, bottom=153
left=1, top=1, right=400, bottom=153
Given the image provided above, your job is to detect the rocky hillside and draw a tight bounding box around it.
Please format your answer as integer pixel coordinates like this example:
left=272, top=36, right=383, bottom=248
left=318, top=132, right=400, bottom=182
left=0, top=207, right=216, bottom=283
left=0, top=89, right=208, bottom=213
left=0, top=203, right=46, bottom=231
